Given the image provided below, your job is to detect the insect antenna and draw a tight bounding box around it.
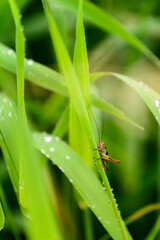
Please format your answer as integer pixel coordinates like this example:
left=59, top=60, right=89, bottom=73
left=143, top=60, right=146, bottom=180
left=86, top=101, right=101, bottom=141
left=101, top=115, right=104, bottom=140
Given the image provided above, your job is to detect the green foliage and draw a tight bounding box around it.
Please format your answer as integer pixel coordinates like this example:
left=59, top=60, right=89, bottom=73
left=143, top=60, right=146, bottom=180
left=0, top=0, right=160, bottom=239
left=0, top=93, right=63, bottom=240
left=52, top=0, right=160, bottom=68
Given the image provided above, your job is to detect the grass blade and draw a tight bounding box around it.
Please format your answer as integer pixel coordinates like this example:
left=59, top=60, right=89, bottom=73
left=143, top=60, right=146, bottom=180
left=52, top=104, right=69, bottom=138
left=125, top=203, right=160, bottom=225
left=33, top=131, right=131, bottom=240
left=0, top=42, right=143, bottom=130
left=91, top=94, right=143, bottom=130
left=70, top=0, right=92, bottom=165
left=51, top=0, right=160, bottom=68
left=41, top=1, right=132, bottom=239
left=8, top=0, right=26, bottom=117
left=0, top=93, right=63, bottom=240
left=91, top=72, right=160, bottom=126
left=0, top=202, right=4, bottom=230
left=0, top=182, right=20, bottom=239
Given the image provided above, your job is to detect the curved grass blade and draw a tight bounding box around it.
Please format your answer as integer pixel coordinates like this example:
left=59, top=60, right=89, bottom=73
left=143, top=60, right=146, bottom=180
left=41, top=1, right=131, bottom=239
left=91, top=72, right=160, bottom=126
left=0, top=42, right=67, bottom=97
left=33, top=131, right=132, bottom=240
left=145, top=216, right=160, bottom=240
left=51, top=0, right=160, bottom=68
left=125, top=203, right=160, bottom=225
left=0, top=42, right=143, bottom=130
left=91, top=94, right=143, bottom=130
left=0, top=93, right=63, bottom=240
left=0, top=202, right=4, bottom=230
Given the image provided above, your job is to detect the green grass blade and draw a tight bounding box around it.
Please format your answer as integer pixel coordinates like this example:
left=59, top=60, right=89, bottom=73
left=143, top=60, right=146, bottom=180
left=0, top=42, right=67, bottom=96
left=73, top=0, right=90, bottom=101
left=0, top=93, right=63, bottom=240
left=0, top=202, right=4, bottom=230
left=91, top=94, right=143, bottom=130
left=91, top=72, right=160, bottom=126
left=0, top=42, right=143, bottom=130
left=70, top=0, right=92, bottom=165
left=41, top=0, right=95, bottom=147
left=0, top=182, right=20, bottom=239
left=125, top=203, right=160, bottom=225
left=51, top=0, right=160, bottom=68
left=53, top=104, right=69, bottom=138
left=145, top=216, right=160, bottom=240
left=41, top=1, right=132, bottom=239
left=33, top=131, right=131, bottom=240
left=8, top=0, right=26, bottom=116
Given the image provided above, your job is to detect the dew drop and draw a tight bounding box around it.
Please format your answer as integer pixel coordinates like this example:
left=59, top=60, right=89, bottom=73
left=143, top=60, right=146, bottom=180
left=49, top=147, right=55, bottom=152
left=59, top=166, right=64, bottom=173
left=102, top=187, right=106, bottom=190
left=105, top=220, right=110, bottom=224
left=116, top=203, right=118, bottom=207
left=8, top=112, right=12, bottom=117
left=40, top=149, right=45, bottom=154
left=92, top=205, right=95, bottom=209
left=98, top=217, right=102, bottom=220
left=8, top=49, right=14, bottom=55
left=20, top=181, right=24, bottom=190
left=65, top=155, right=70, bottom=159
left=44, top=136, right=52, bottom=142
left=46, top=154, right=50, bottom=158
left=69, top=179, right=73, bottom=183
left=111, top=188, right=113, bottom=192
left=3, top=98, right=7, bottom=103
left=139, top=81, right=143, bottom=86
left=27, top=59, right=34, bottom=66
left=155, top=99, right=159, bottom=107
left=109, top=200, right=111, bottom=204
left=114, top=198, right=116, bottom=202
left=55, top=136, right=60, bottom=141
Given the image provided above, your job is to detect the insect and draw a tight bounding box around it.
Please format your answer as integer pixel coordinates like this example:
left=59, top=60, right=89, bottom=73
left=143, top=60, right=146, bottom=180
left=94, top=140, right=120, bottom=171
left=87, top=101, right=120, bottom=170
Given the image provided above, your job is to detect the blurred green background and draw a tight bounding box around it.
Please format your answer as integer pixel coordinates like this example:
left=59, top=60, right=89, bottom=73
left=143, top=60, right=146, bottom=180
left=0, top=0, right=160, bottom=239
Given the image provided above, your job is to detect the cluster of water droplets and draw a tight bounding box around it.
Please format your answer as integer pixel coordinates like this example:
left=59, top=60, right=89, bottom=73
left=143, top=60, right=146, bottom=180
left=34, top=133, right=73, bottom=177
left=20, top=181, right=24, bottom=190
left=0, top=97, right=15, bottom=121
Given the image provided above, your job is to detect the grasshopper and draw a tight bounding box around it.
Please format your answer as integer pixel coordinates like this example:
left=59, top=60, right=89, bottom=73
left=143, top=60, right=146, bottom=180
left=94, top=140, right=120, bottom=170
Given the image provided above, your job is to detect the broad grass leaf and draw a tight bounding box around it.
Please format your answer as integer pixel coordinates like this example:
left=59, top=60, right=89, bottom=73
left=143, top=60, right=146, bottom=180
left=0, top=93, right=63, bottom=240
left=33, top=131, right=132, bottom=240
left=0, top=42, right=142, bottom=130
